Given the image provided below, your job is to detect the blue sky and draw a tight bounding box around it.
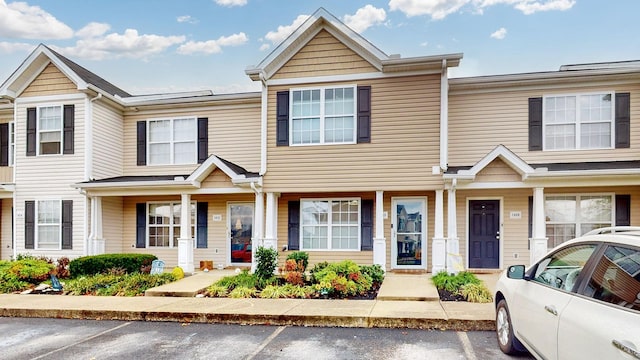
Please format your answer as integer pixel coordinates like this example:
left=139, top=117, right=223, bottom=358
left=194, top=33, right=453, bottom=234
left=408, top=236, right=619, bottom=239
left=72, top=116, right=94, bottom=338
left=0, top=0, right=638, bottom=95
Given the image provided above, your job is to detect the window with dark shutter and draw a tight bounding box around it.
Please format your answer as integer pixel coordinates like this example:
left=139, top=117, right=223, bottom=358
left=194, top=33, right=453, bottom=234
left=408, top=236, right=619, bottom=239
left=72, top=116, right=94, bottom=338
left=287, top=201, right=300, bottom=250
left=197, top=118, right=208, bottom=163
left=25, top=201, right=35, bottom=249
left=136, top=203, right=146, bottom=248
left=136, top=121, right=146, bottom=166
left=615, top=194, right=631, bottom=226
left=360, top=199, right=373, bottom=250
left=0, top=123, right=8, bottom=166
left=615, top=93, right=630, bottom=148
left=528, top=97, right=543, bottom=151
left=62, top=200, right=73, bottom=249
left=276, top=91, right=289, bottom=146
left=357, top=86, right=371, bottom=143
left=63, top=105, right=74, bottom=154
left=26, top=108, right=36, bottom=156
left=197, top=202, right=208, bottom=248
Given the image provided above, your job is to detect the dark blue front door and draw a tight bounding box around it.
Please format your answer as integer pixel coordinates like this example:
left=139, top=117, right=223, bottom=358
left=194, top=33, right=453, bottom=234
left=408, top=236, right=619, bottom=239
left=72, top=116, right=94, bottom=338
left=469, top=200, right=500, bottom=268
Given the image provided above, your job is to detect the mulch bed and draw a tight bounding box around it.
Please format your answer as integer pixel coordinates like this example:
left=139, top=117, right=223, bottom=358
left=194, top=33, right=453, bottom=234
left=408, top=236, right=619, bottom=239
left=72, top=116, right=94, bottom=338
left=437, top=288, right=466, bottom=302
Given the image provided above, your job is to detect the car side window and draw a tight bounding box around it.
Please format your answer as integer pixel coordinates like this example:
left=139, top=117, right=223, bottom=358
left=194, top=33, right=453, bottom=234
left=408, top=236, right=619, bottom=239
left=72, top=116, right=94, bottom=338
left=532, top=244, right=597, bottom=291
left=584, top=244, right=640, bottom=311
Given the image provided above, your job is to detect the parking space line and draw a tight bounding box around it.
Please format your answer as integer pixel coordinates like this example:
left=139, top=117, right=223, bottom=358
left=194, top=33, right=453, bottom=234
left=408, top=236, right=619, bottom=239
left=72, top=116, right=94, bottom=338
left=32, top=322, right=132, bottom=360
left=245, top=325, right=286, bottom=360
left=457, top=331, right=477, bottom=360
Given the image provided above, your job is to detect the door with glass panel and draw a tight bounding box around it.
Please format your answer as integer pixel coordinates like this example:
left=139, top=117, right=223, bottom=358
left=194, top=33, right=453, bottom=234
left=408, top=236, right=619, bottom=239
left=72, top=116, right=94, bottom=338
left=392, top=198, right=427, bottom=269
left=229, top=203, right=253, bottom=265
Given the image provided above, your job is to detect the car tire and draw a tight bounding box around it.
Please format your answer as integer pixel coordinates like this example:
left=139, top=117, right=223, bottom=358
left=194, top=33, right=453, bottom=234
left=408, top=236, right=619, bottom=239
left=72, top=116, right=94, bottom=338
left=496, top=299, right=520, bottom=355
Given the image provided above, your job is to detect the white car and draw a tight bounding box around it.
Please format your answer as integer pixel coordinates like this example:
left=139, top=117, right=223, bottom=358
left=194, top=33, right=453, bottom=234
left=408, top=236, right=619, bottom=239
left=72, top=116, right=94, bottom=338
left=495, top=226, right=640, bottom=359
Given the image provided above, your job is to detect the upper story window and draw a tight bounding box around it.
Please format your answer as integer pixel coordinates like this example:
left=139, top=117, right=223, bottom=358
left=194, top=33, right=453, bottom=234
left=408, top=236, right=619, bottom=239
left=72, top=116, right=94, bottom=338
left=26, top=105, right=74, bottom=157
left=544, top=93, right=614, bottom=150
left=290, top=86, right=356, bottom=145
left=38, top=106, right=63, bottom=155
left=148, top=118, right=197, bottom=165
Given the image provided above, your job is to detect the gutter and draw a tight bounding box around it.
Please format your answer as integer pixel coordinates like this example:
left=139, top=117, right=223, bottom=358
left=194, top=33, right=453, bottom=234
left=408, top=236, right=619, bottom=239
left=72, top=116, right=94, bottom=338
left=259, top=73, right=268, bottom=176
left=439, top=59, right=448, bottom=172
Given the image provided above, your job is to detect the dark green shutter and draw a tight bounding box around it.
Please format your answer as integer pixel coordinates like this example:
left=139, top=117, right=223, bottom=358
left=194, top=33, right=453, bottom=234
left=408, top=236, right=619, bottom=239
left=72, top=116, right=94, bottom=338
left=360, top=199, right=373, bottom=251
left=197, top=117, right=208, bottom=163
left=615, top=93, right=630, bottom=148
left=61, top=200, right=73, bottom=249
left=136, top=121, right=146, bottom=166
left=357, top=86, right=371, bottom=143
left=197, top=202, right=208, bottom=248
left=24, top=201, right=35, bottom=249
left=63, top=105, right=74, bottom=154
left=529, top=97, right=543, bottom=151
left=615, top=195, right=631, bottom=226
left=0, top=123, right=8, bottom=166
left=136, top=203, right=146, bottom=248
left=26, top=108, right=36, bottom=156
left=287, top=201, right=300, bottom=250
left=276, top=91, right=289, bottom=146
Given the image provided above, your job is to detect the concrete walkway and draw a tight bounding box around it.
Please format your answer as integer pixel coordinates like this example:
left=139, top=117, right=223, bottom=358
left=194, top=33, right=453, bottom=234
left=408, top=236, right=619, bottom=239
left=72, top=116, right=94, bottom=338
left=0, top=271, right=500, bottom=331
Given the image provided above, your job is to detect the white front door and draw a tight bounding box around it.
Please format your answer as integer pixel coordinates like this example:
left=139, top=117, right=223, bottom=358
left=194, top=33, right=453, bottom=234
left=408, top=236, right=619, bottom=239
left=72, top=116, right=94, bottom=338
left=392, top=197, right=427, bottom=269
left=228, top=203, right=253, bottom=265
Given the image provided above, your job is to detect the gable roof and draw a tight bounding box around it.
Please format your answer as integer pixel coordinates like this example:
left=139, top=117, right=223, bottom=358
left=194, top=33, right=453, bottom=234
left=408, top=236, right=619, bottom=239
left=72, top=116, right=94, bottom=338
left=0, top=44, right=130, bottom=100
left=245, top=7, right=462, bottom=82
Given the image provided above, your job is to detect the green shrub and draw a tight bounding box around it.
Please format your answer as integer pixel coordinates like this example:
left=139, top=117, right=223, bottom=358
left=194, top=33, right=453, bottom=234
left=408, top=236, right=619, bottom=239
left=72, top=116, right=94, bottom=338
left=286, top=251, right=309, bottom=272
left=459, top=283, right=493, bottom=303
left=206, top=284, right=228, bottom=297
left=0, top=267, right=30, bottom=293
left=54, top=257, right=71, bottom=278
left=360, top=264, right=385, bottom=285
left=229, top=286, right=257, bottom=298
left=254, top=247, right=278, bottom=280
left=69, top=254, right=157, bottom=276
left=216, top=270, right=260, bottom=290
left=432, top=271, right=481, bottom=293
left=311, top=261, right=372, bottom=298
left=309, top=261, right=330, bottom=283
left=171, top=267, right=185, bottom=279
left=65, top=273, right=175, bottom=296
left=259, top=284, right=288, bottom=299
left=1, top=258, right=54, bottom=285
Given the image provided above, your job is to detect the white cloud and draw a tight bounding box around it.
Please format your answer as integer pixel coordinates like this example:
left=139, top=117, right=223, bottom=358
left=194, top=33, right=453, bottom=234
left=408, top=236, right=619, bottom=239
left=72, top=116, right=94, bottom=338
left=343, top=5, right=387, bottom=33
left=0, top=0, right=73, bottom=39
left=177, top=32, right=248, bottom=54
left=420, top=41, right=428, bottom=47
left=177, top=15, right=198, bottom=24
left=0, top=41, right=35, bottom=53
left=259, top=43, right=270, bottom=51
left=75, top=22, right=110, bottom=39
left=264, top=14, right=309, bottom=45
left=57, top=29, right=185, bottom=60
left=214, top=0, right=247, bottom=7
left=389, top=0, right=576, bottom=20
left=490, top=27, right=507, bottom=39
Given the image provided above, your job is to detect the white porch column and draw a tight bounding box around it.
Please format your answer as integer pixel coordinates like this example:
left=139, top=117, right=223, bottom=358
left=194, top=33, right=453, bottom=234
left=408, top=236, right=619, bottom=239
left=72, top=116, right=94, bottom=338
left=531, top=187, right=548, bottom=264
left=263, top=192, right=278, bottom=250
left=178, top=193, right=194, bottom=273
left=373, top=191, right=387, bottom=270
left=432, top=189, right=446, bottom=273
left=446, top=184, right=461, bottom=274
left=91, top=197, right=105, bottom=255
left=252, top=191, right=264, bottom=272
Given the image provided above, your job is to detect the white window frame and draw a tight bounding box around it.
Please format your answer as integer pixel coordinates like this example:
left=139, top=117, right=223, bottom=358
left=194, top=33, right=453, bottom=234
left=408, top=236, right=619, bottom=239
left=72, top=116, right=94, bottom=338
left=147, top=117, right=197, bottom=165
left=542, top=92, right=615, bottom=151
left=9, top=121, right=14, bottom=166
left=36, top=105, right=63, bottom=156
left=146, top=201, right=196, bottom=248
left=545, top=193, right=614, bottom=248
left=35, top=199, right=62, bottom=250
left=300, top=198, right=361, bottom=251
left=289, top=85, right=357, bottom=146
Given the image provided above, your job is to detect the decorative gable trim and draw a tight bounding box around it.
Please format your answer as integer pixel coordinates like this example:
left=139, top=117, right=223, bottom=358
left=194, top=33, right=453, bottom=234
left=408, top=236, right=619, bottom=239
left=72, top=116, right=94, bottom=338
left=187, top=155, right=261, bottom=186
left=445, top=145, right=534, bottom=181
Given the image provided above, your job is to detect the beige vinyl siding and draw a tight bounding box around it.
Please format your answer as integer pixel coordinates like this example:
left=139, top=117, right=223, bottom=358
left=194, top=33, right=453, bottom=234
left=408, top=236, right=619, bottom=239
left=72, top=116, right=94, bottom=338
left=265, top=74, right=443, bottom=193
left=92, top=101, right=124, bottom=179
left=0, top=113, right=13, bottom=183
left=122, top=102, right=260, bottom=176
left=14, top=97, right=87, bottom=258
left=272, top=30, right=377, bottom=80
left=201, top=168, right=234, bottom=189
left=103, top=196, right=123, bottom=254
left=21, top=63, right=77, bottom=97
left=1, top=199, right=12, bottom=260
left=122, top=194, right=253, bottom=269
left=475, top=158, right=521, bottom=182
left=448, top=83, right=640, bottom=167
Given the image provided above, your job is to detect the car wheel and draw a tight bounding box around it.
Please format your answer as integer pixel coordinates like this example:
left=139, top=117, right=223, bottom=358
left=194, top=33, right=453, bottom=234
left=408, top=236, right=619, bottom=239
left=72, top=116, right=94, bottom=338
left=496, top=299, right=519, bottom=355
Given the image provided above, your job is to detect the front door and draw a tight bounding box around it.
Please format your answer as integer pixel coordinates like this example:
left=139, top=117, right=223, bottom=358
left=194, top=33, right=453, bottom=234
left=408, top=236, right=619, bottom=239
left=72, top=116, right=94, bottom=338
left=392, top=198, right=426, bottom=269
left=468, top=200, right=500, bottom=268
left=229, top=203, right=253, bottom=265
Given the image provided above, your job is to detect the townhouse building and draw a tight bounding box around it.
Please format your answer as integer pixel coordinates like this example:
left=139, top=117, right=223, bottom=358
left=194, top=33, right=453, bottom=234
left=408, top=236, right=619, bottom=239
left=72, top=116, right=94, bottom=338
left=0, top=8, right=638, bottom=274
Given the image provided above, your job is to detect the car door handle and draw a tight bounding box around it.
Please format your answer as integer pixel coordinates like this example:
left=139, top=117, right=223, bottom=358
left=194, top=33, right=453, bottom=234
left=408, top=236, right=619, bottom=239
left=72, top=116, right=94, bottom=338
left=612, top=340, right=640, bottom=359
left=544, top=305, right=558, bottom=316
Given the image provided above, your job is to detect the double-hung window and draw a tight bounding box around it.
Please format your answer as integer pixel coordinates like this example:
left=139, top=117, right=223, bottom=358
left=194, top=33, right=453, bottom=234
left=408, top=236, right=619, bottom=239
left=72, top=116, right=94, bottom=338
left=148, top=118, right=196, bottom=165
left=544, top=93, right=614, bottom=150
left=301, top=199, right=360, bottom=250
left=545, top=194, right=613, bottom=248
left=147, top=202, right=195, bottom=248
left=38, top=106, right=62, bottom=155
left=36, top=200, right=61, bottom=250
left=291, top=86, right=356, bottom=145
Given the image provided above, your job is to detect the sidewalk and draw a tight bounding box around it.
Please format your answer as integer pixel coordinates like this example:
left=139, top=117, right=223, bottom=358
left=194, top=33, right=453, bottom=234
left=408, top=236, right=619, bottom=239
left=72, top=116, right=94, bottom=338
left=0, top=271, right=499, bottom=331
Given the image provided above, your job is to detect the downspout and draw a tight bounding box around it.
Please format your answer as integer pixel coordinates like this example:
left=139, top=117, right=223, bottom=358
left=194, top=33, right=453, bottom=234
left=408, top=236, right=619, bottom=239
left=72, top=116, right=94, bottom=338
left=84, top=92, right=102, bottom=256
left=440, top=59, right=449, bottom=172
left=259, top=73, right=268, bottom=176
left=9, top=98, right=17, bottom=260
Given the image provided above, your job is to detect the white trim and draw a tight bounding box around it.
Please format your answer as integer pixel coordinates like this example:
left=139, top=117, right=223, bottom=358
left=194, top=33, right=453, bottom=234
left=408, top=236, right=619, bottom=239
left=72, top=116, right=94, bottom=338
left=465, top=197, right=503, bottom=270
left=391, top=196, right=428, bottom=270
left=447, top=145, right=534, bottom=181
left=440, top=60, right=448, bottom=171
left=299, top=197, right=362, bottom=252
left=146, top=200, right=196, bottom=249
left=14, top=93, right=85, bottom=104
left=36, top=104, right=63, bottom=156
left=265, top=70, right=443, bottom=87
left=77, top=187, right=255, bottom=198
left=8, top=121, right=14, bottom=167
left=146, top=117, right=198, bottom=166
left=34, top=199, right=62, bottom=251
left=260, top=81, right=267, bottom=175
